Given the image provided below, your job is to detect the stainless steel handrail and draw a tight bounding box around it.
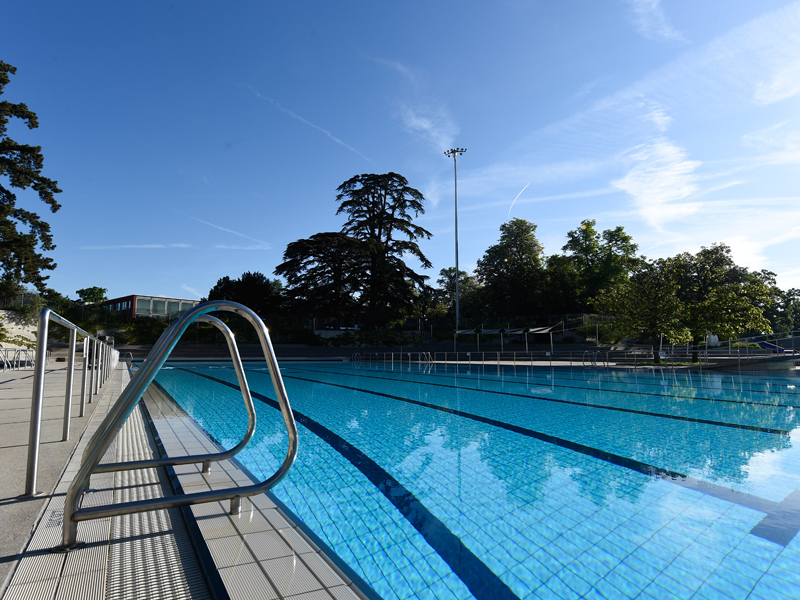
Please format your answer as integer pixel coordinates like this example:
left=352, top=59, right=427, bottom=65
left=60, top=300, right=298, bottom=549
left=94, top=315, right=257, bottom=474
left=25, top=308, right=117, bottom=496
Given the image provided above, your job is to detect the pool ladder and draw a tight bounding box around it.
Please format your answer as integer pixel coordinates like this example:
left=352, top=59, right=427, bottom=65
left=58, top=300, right=299, bottom=550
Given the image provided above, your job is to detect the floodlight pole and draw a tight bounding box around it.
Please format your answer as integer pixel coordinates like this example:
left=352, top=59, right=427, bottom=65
left=444, top=148, right=466, bottom=329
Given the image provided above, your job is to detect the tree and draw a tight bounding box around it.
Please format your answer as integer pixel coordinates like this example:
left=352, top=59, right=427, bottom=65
left=764, top=287, right=800, bottom=334
left=274, top=232, right=366, bottom=326
left=675, top=244, right=773, bottom=362
left=207, top=271, right=283, bottom=320
left=593, top=257, right=689, bottom=364
left=561, top=219, right=638, bottom=310
left=0, top=62, right=62, bottom=297
left=542, top=254, right=582, bottom=314
left=335, top=173, right=432, bottom=328
left=76, top=286, right=108, bottom=305
left=475, top=218, right=546, bottom=318
left=435, top=267, right=483, bottom=323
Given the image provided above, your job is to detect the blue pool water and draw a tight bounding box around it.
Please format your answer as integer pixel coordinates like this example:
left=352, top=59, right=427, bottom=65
left=154, top=361, right=800, bottom=599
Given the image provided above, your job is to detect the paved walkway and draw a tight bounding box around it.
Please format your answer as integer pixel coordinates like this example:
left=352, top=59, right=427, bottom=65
left=0, top=362, right=108, bottom=593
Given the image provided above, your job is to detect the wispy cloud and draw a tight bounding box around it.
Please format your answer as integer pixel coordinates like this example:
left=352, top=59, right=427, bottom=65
left=358, top=50, right=418, bottom=84
left=212, top=244, right=272, bottom=250
left=742, top=121, right=800, bottom=165
left=174, top=210, right=271, bottom=250
left=244, top=86, right=372, bottom=163
left=461, top=187, right=618, bottom=214
left=612, top=140, right=702, bottom=227
left=364, top=53, right=460, bottom=153
left=82, top=244, right=167, bottom=250
left=622, top=0, right=685, bottom=42
left=181, top=285, right=203, bottom=299
left=397, top=103, right=458, bottom=151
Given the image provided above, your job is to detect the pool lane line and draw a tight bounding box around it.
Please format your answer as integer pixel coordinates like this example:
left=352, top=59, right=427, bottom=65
left=178, top=368, right=522, bottom=600
left=288, top=364, right=800, bottom=411
left=279, top=367, right=791, bottom=436
left=272, top=372, right=800, bottom=548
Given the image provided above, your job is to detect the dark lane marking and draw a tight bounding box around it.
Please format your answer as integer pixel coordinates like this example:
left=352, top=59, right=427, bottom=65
left=281, top=367, right=791, bottom=436
left=273, top=371, right=800, bottom=547
left=294, top=364, right=800, bottom=410
left=180, top=368, right=521, bottom=600
left=749, top=490, right=800, bottom=546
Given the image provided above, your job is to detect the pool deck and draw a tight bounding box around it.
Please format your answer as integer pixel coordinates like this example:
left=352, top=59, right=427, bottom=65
left=0, top=362, right=373, bottom=600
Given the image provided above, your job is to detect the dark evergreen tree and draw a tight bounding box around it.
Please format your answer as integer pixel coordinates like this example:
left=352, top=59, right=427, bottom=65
left=335, top=173, right=432, bottom=328
left=0, top=61, right=62, bottom=296
left=274, top=232, right=366, bottom=326
left=208, top=271, right=283, bottom=321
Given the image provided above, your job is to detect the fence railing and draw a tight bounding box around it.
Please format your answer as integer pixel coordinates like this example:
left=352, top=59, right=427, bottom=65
left=25, top=308, right=118, bottom=497
left=351, top=343, right=799, bottom=373
left=0, top=348, right=48, bottom=371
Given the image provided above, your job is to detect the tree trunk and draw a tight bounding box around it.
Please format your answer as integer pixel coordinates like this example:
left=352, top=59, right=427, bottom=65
left=691, top=335, right=702, bottom=363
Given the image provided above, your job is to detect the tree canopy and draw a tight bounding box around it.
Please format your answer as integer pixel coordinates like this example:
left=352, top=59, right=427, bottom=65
left=674, top=243, right=774, bottom=360
left=562, top=219, right=638, bottom=310
left=76, top=286, right=108, bottom=305
left=274, top=232, right=365, bottom=323
left=208, top=271, right=283, bottom=321
left=335, top=172, right=432, bottom=328
left=0, top=61, right=62, bottom=296
left=475, top=218, right=545, bottom=318
left=594, top=257, right=688, bottom=364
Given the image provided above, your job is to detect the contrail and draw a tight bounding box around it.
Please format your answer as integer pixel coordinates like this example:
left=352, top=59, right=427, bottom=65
left=244, top=86, right=373, bottom=163
left=508, top=183, right=531, bottom=220
left=172, top=209, right=271, bottom=249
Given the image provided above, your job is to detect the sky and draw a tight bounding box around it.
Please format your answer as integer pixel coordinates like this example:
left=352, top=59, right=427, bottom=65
left=2, top=0, right=800, bottom=301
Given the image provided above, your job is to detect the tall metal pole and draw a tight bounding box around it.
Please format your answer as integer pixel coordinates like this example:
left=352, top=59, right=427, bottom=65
left=444, top=148, right=466, bottom=329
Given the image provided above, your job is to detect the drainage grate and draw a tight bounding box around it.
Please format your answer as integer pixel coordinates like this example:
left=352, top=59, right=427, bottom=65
left=105, top=404, right=210, bottom=600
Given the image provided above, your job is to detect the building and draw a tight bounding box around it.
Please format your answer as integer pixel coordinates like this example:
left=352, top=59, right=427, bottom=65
left=100, top=294, right=201, bottom=320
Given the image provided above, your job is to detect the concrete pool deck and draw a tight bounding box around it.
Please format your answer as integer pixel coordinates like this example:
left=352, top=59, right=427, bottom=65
left=0, top=361, right=373, bottom=600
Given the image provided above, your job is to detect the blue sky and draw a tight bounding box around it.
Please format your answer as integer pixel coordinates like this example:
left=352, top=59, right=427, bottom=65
left=3, top=0, right=800, bottom=301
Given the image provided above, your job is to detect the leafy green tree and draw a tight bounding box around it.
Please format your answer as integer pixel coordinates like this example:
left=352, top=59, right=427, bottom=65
left=41, top=288, right=73, bottom=311
left=435, top=267, right=483, bottom=323
left=76, top=286, right=108, bottom=304
left=335, top=172, right=432, bottom=328
left=475, top=218, right=545, bottom=318
left=675, top=244, right=773, bottom=362
left=594, top=257, right=689, bottom=364
left=562, top=219, right=638, bottom=310
left=0, top=62, right=62, bottom=297
left=542, top=254, right=582, bottom=314
left=208, top=271, right=283, bottom=320
left=764, top=287, right=800, bottom=333
left=275, top=232, right=366, bottom=326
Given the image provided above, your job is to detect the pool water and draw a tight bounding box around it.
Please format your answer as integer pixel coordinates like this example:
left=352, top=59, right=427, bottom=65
left=154, top=361, right=800, bottom=599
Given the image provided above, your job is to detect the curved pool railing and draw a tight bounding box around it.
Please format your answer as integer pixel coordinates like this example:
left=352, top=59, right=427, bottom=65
left=59, top=301, right=299, bottom=550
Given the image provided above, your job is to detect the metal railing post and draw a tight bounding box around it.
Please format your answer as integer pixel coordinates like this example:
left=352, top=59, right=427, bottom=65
left=62, top=329, right=77, bottom=441
left=93, top=339, right=100, bottom=395
left=79, top=338, right=89, bottom=417
left=25, top=308, right=52, bottom=496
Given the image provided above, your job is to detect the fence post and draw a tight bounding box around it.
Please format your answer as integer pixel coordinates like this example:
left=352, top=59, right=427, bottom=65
left=93, top=340, right=100, bottom=395
left=80, top=337, right=89, bottom=417
left=62, top=329, right=77, bottom=441
left=25, top=308, right=51, bottom=496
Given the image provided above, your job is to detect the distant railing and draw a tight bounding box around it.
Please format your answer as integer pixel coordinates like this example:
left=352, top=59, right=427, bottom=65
left=0, top=348, right=47, bottom=371
left=352, top=341, right=799, bottom=374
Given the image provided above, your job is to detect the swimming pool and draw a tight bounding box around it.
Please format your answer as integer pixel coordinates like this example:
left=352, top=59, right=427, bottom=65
left=154, top=361, right=800, bottom=599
